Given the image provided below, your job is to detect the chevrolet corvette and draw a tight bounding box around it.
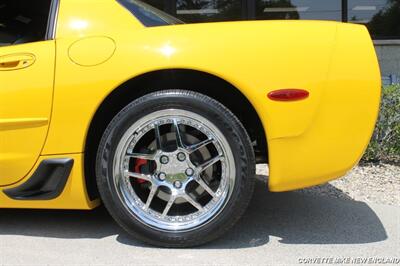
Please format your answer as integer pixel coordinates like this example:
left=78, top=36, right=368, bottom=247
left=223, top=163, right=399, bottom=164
left=0, top=0, right=381, bottom=247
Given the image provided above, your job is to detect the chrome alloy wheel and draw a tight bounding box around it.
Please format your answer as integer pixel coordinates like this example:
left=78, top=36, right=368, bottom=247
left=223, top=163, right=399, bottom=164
left=113, top=109, right=235, bottom=232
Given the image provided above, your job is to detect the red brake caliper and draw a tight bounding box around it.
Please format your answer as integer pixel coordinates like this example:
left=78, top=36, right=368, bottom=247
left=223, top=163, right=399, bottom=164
left=134, top=159, right=148, bottom=184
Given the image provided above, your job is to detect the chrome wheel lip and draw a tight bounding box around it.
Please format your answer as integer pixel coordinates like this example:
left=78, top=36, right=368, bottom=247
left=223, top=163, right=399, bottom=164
left=112, top=109, right=236, bottom=232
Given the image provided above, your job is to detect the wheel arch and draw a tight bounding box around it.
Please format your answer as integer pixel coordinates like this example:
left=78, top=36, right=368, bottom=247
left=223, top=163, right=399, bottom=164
left=84, top=69, right=268, bottom=200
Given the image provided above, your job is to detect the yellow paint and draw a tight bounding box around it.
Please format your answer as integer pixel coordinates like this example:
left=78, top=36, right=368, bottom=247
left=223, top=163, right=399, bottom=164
left=0, top=118, right=48, bottom=130
left=68, top=36, right=116, bottom=66
left=0, top=41, right=54, bottom=186
left=0, top=0, right=380, bottom=208
left=268, top=23, right=381, bottom=191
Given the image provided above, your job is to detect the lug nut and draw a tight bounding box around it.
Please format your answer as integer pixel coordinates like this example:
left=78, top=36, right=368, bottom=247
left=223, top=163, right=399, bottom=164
left=185, top=168, right=194, bottom=176
left=158, top=172, right=166, bottom=181
left=177, top=152, right=186, bottom=161
left=173, top=180, right=182, bottom=189
left=160, top=155, right=169, bottom=164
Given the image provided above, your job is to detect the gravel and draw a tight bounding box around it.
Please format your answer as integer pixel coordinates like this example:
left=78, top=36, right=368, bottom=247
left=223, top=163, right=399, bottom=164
left=256, top=163, right=400, bottom=206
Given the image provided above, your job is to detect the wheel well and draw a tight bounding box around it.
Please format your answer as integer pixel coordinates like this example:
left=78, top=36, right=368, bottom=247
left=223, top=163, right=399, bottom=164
left=84, top=69, right=268, bottom=200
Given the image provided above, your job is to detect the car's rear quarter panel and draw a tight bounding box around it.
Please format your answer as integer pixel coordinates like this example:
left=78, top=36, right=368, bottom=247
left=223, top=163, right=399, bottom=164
left=44, top=5, right=339, bottom=154
left=268, top=23, right=381, bottom=191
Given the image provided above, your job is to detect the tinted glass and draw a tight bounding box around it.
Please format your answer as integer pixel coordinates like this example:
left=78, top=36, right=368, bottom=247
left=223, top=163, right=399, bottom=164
left=0, top=0, right=52, bottom=46
left=255, top=0, right=342, bottom=21
left=349, top=0, right=400, bottom=39
left=118, top=0, right=183, bottom=26
left=176, top=0, right=242, bottom=22
left=142, top=0, right=165, bottom=11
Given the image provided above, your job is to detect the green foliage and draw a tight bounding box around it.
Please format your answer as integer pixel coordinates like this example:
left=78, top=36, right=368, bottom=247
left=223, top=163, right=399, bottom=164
left=362, top=85, right=400, bottom=164
left=368, top=0, right=400, bottom=38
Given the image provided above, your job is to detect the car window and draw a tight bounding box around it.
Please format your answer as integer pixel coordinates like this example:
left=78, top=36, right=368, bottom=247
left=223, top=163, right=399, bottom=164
left=118, top=0, right=184, bottom=27
left=0, top=0, right=53, bottom=46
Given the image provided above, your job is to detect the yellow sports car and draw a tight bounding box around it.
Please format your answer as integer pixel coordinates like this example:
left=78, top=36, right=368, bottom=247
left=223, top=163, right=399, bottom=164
left=0, top=0, right=381, bottom=246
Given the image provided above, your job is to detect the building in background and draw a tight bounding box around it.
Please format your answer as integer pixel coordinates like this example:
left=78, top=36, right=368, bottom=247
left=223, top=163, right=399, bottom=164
left=142, top=0, right=400, bottom=84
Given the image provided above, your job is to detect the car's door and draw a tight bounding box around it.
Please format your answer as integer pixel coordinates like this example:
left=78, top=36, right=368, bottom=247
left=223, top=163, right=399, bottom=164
left=0, top=1, right=55, bottom=186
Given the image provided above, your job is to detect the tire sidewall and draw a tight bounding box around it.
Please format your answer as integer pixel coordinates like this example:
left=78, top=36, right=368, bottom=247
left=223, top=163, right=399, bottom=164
left=96, top=90, right=255, bottom=247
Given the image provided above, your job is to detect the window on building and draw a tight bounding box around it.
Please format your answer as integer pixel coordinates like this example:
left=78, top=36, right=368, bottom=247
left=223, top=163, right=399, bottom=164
left=348, top=0, right=400, bottom=39
left=175, top=0, right=242, bottom=22
left=0, top=0, right=53, bottom=46
left=255, top=0, right=342, bottom=21
left=141, top=0, right=400, bottom=40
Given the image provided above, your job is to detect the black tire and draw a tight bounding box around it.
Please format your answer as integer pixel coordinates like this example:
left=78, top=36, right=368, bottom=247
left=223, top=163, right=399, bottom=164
left=95, top=90, right=255, bottom=247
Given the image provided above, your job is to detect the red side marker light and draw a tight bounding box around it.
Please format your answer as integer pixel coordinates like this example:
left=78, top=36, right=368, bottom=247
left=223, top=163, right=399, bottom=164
left=267, top=89, right=309, bottom=101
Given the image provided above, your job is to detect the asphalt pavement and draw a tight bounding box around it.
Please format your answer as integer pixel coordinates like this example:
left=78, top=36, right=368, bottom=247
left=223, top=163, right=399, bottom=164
left=0, top=178, right=399, bottom=265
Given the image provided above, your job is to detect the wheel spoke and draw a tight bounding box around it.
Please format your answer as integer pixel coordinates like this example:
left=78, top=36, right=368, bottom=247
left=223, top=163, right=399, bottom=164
left=186, top=138, right=213, bottom=154
left=161, top=195, right=175, bottom=218
left=126, top=152, right=156, bottom=160
left=114, top=113, right=233, bottom=231
left=154, top=122, right=163, bottom=150
left=173, top=119, right=185, bottom=148
left=144, top=185, right=158, bottom=210
left=197, top=155, right=223, bottom=173
left=184, top=195, right=203, bottom=211
left=125, top=171, right=152, bottom=181
left=195, top=177, right=216, bottom=198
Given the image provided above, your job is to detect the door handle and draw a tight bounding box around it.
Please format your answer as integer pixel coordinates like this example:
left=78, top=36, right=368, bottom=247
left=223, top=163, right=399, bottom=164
left=0, top=53, right=36, bottom=70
